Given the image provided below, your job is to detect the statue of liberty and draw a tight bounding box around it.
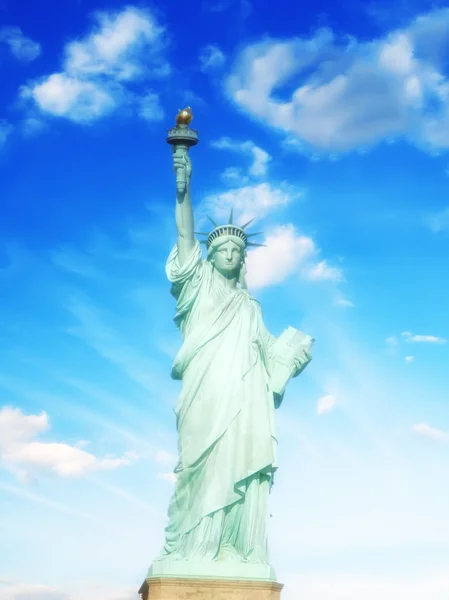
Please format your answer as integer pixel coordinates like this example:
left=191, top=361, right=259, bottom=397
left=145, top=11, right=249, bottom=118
left=149, top=109, right=313, bottom=581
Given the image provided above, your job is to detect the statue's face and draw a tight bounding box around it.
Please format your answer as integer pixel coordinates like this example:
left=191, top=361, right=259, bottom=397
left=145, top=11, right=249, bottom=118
left=210, top=240, right=243, bottom=276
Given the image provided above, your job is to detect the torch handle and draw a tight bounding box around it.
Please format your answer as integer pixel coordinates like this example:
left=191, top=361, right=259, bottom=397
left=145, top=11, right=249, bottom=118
left=173, top=144, right=189, bottom=195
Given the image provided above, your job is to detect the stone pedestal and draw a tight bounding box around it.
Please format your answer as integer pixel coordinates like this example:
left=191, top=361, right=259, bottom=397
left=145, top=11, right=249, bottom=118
left=139, top=577, right=283, bottom=600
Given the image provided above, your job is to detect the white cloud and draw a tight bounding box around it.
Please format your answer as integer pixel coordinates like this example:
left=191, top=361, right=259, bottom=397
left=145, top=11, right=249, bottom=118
left=317, top=394, right=336, bottom=415
left=0, top=405, right=48, bottom=443
left=64, top=7, right=165, bottom=80
left=199, top=44, right=226, bottom=71
left=401, top=331, right=447, bottom=344
left=203, top=181, right=297, bottom=224
left=211, top=137, right=272, bottom=178
left=245, top=225, right=316, bottom=289
left=226, top=8, right=449, bottom=153
left=22, top=7, right=168, bottom=123
left=302, top=259, right=343, bottom=282
left=0, top=406, right=136, bottom=478
left=411, top=422, right=448, bottom=442
left=249, top=145, right=271, bottom=177
left=24, top=73, right=117, bottom=122
left=385, top=336, right=399, bottom=347
left=405, top=355, right=415, bottom=363
left=0, top=26, right=41, bottom=61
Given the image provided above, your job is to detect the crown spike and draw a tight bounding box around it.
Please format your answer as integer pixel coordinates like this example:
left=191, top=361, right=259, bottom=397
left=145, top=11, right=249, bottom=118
left=228, top=208, right=234, bottom=225
left=207, top=215, right=219, bottom=227
left=247, top=242, right=266, bottom=247
left=240, top=217, right=256, bottom=230
left=246, top=232, right=264, bottom=238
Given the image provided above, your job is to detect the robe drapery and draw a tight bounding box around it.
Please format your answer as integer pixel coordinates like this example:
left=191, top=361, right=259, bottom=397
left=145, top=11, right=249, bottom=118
left=159, top=241, right=278, bottom=563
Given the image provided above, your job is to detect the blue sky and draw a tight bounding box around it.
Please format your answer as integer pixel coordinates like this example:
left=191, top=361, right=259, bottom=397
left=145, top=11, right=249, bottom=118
left=0, top=0, right=448, bottom=598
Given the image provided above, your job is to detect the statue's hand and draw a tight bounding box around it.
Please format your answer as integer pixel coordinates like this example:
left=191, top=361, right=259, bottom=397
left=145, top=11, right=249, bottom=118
left=292, top=349, right=312, bottom=378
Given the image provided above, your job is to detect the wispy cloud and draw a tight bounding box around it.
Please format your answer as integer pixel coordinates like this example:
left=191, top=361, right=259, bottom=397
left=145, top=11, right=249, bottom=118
left=0, top=120, right=12, bottom=149
left=0, top=406, right=137, bottom=479
left=301, top=259, right=343, bottom=282
left=428, top=207, right=449, bottom=232
left=405, top=355, right=415, bottom=363
left=219, top=166, right=249, bottom=186
left=335, top=297, right=355, bottom=308
left=88, top=477, right=160, bottom=512
left=0, top=372, right=155, bottom=453
left=51, top=248, right=104, bottom=278
left=21, top=6, right=169, bottom=123
left=317, top=394, right=336, bottom=415
left=211, top=136, right=272, bottom=178
left=411, top=422, right=448, bottom=442
left=199, top=44, right=226, bottom=71
left=203, top=0, right=252, bottom=17
left=226, top=8, right=449, bottom=154
left=0, top=26, right=41, bottom=61
left=401, top=331, right=447, bottom=344
left=66, top=296, right=164, bottom=394
left=138, top=91, right=164, bottom=122
left=0, top=482, right=99, bottom=523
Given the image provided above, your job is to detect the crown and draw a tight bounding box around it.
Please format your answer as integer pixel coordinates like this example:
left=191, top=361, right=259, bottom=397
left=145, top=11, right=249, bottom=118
left=195, top=209, right=265, bottom=249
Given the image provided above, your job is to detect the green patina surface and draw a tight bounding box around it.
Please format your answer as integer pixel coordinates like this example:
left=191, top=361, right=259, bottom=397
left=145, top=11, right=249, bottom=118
left=147, top=115, right=313, bottom=581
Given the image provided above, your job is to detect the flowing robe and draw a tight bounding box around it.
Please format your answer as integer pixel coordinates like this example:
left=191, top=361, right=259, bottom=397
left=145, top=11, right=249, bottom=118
left=160, top=241, right=278, bottom=563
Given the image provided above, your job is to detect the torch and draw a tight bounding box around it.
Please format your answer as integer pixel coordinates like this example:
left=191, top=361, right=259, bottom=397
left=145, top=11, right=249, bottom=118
left=166, top=107, right=199, bottom=195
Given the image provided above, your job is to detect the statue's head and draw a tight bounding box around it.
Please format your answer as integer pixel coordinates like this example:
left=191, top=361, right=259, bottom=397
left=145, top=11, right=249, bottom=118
left=197, top=210, right=264, bottom=287
left=208, top=236, right=245, bottom=278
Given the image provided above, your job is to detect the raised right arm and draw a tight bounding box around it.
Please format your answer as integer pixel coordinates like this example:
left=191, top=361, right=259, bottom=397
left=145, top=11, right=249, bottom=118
left=173, top=148, right=195, bottom=266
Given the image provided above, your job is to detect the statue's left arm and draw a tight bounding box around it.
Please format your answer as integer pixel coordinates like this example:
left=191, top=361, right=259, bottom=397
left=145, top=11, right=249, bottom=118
left=259, top=319, right=312, bottom=408
left=261, top=326, right=311, bottom=376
